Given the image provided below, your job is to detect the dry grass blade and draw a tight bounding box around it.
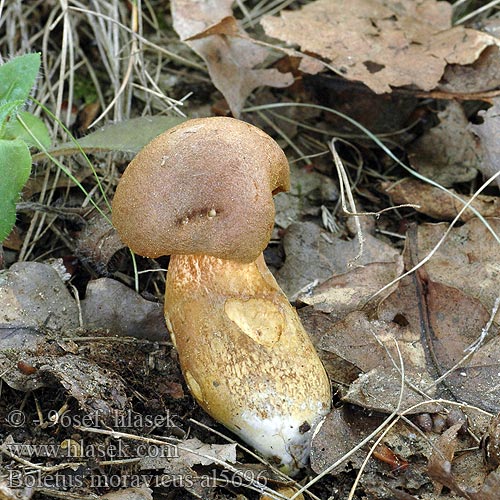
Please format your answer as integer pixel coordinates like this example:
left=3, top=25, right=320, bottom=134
left=454, top=0, right=500, bottom=25
left=329, top=138, right=364, bottom=265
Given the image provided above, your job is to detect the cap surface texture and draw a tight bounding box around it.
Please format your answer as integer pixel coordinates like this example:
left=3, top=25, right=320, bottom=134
left=112, top=117, right=290, bottom=262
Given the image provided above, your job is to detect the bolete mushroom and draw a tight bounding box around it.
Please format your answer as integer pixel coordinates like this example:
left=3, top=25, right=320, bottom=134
left=112, top=117, right=331, bottom=474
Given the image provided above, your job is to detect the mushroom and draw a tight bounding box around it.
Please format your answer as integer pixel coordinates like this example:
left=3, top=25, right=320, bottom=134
left=112, top=117, right=331, bottom=474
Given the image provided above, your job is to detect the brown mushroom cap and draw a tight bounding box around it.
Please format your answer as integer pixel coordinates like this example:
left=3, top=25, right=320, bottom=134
left=112, top=117, right=290, bottom=262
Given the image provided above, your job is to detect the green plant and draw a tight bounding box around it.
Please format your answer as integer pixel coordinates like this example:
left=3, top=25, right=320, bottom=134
left=0, top=53, right=50, bottom=242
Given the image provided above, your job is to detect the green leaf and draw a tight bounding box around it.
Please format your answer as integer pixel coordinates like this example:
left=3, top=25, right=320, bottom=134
left=0, top=53, right=41, bottom=104
left=32, top=115, right=186, bottom=160
left=3, top=111, right=51, bottom=149
left=0, top=139, right=32, bottom=242
left=0, top=100, right=24, bottom=134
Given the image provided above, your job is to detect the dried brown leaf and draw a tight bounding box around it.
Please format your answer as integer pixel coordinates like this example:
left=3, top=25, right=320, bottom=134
left=482, top=413, right=500, bottom=469
left=408, top=102, right=480, bottom=187
left=299, top=260, right=404, bottom=314
left=299, top=306, right=362, bottom=386
left=378, top=227, right=500, bottom=413
left=471, top=470, right=500, bottom=500
left=81, top=278, right=168, bottom=341
left=0, top=349, right=130, bottom=422
left=416, top=269, right=490, bottom=365
left=39, top=354, right=130, bottom=419
left=424, top=421, right=491, bottom=498
left=438, top=46, right=500, bottom=95
left=311, top=405, right=429, bottom=492
left=315, top=310, right=440, bottom=413
left=310, top=406, right=383, bottom=473
left=382, top=178, right=500, bottom=221
left=75, top=212, right=124, bottom=274
left=319, top=311, right=421, bottom=372
left=416, top=218, right=500, bottom=319
left=185, top=15, right=239, bottom=40
left=276, top=221, right=399, bottom=300
left=138, top=437, right=236, bottom=470
left=343, top=365, right=441, bottom=415
left=171, top=0, right=292, bottom=117
left=427, top=423, right=466, bottom=496
left=0, top=261, right=81, bottom=391
left=380, top=278, right=499, bottom=412
left=261, top=0, right=499, bottom=94
left=2, top=227, right=23, bottom=251
left=177, top=438, right=237, bottom=467
left=0, top=261, right=79, bottom=342
left=470, top=98, right=500, bottom=190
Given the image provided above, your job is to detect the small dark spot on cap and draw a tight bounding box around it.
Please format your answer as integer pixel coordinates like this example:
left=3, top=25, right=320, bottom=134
left=299, top=421, right=311, bottom=434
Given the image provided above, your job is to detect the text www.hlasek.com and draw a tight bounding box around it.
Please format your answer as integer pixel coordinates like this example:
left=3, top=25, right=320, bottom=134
left=4, top=440, right=178, bottom=459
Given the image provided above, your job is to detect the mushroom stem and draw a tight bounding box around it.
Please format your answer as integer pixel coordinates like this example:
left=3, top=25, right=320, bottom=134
left=165, top=253, right=331, bottom=474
